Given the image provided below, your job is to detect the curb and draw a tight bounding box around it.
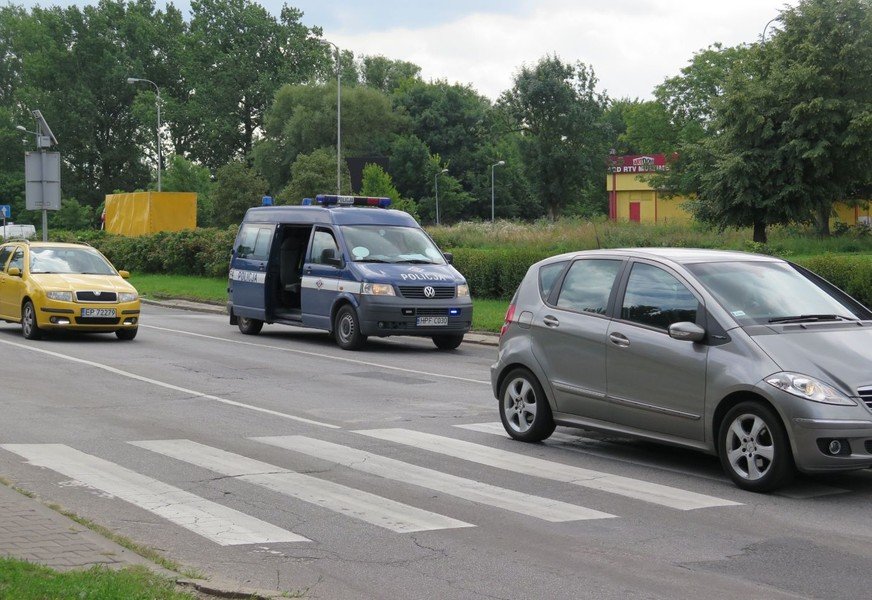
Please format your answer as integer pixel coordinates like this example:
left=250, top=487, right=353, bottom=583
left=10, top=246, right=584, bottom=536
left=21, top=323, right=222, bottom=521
left=176, top=577, right=288, bottom=600
left=142, top=297, right=500, bottom=347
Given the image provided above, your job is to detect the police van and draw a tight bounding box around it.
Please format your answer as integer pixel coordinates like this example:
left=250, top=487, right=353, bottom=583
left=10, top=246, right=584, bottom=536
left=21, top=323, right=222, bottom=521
left=227, top=195, right=473, bottom=350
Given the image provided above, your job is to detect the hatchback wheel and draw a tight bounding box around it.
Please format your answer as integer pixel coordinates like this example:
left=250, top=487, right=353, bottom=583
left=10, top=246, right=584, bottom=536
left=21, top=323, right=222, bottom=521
left=499, top=368, right=555, bottom=442
left=21, top=301, right=42, bottom=340
left=334, top=305, right=366, bottom=350
left=718, top=401, right=794, bottom=492
left=237, top=316, right=263, bottom=335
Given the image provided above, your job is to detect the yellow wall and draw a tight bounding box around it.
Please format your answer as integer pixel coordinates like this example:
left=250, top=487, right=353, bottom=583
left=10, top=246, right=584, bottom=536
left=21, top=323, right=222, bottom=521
left=832, top=202, right=871, bottom=226
left=105, top=192, right=197, bottom=236
left=656, top=196, right=693, bottom=224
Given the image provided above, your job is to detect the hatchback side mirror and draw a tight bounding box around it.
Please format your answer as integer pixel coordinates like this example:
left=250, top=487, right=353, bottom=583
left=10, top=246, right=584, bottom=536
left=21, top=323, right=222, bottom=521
left=669, top=321, right=706, bottom=342
left=7, top=267, right=21, bottom=277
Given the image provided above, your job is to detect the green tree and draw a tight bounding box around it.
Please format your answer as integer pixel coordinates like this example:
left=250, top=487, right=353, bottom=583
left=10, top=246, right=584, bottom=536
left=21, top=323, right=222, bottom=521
left=360, top=55, right=421, bottom=94
left=162, top=155, right=215, bottom=227
left=620, top=101, right=680, bottom=154
left=387, top=134, right=431, bottom=200
left=210, top=160, right=268, bottom=227
left=359, top=163, right=418, bottom=220
left=499, top=55, right=612, bottom=219
left=49, top=198, right=95, bottom=230
left=278, top=148, right=351, bottom=204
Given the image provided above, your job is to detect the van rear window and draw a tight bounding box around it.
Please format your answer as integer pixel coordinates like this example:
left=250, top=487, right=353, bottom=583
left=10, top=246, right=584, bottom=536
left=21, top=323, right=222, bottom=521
left=236, top=225, right=272, bottom=260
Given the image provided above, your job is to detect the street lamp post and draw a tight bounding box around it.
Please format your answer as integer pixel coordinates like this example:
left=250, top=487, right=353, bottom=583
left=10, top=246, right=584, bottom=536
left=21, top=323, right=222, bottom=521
left=490, top=160, right=505, bottom=222
left=762, top=17, right=778, bottom=43
left=126, top=77, right=162, bottom=192
left=321, top=40, right=341, bottom=195
left=435, top=168, right=448, bottom=225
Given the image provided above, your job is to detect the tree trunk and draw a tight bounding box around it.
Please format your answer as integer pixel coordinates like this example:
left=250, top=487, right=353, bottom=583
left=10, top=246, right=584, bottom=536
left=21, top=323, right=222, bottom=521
left=816, top=204, right=831, bottom=237
left=753, top=220, right=768, bottom=244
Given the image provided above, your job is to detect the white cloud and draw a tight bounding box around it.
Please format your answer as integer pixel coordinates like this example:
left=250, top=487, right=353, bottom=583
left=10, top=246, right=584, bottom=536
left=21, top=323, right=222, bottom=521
left=329, top=0, right=794, bottom=100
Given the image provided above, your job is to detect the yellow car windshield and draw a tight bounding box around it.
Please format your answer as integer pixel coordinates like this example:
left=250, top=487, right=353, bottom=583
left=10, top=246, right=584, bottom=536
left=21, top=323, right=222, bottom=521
left=30, top=247, right=117, bottom=275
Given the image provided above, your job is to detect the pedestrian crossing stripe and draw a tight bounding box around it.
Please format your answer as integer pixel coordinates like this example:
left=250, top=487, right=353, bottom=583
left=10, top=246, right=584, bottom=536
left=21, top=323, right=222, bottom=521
left=353, top=429, right=742, bottom=511
left=0, top=443, right=307, bottom=546
left=251, top=435, right=616, bottom=522
left=131, top=439, right=473, bottom=533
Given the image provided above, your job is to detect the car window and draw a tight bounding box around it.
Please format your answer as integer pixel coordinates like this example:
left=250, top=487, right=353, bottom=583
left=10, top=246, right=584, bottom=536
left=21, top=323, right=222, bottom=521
left=29, top=247, right=116, bottom=275
left=539, top=261, right=567, bottom=302
left=555, top=259, right=622, bottom=315
left=236, top=225, right=272, bottom=261
left=0, top=246, right=12, bottom=271
left=621, top=263, right=699, bottom=330
left=8, top=248, right=24, bottom=272
left=311, top=229, right=339, bottom=265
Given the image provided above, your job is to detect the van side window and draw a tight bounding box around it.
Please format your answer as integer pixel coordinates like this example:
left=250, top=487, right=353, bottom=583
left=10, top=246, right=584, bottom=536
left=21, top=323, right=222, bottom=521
left=621, top=263, right=699, bottom=330
left=0, top=247, right=12, bottom=271
left=556, top=259, right=622, bottom=315
left=311, top=229, right=339, bottom=265
left=236, top=225, right=272, bottom=261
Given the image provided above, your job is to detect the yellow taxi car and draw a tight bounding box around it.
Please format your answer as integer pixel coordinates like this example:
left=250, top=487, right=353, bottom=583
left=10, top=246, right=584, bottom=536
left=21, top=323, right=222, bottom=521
left=0, top=241, right=140, bottom=340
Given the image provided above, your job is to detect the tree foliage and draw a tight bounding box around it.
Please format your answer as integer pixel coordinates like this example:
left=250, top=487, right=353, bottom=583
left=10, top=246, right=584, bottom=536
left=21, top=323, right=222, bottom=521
left=277, top=148, right=351, bottom=205
left=210, top=160, right=267, bottom=228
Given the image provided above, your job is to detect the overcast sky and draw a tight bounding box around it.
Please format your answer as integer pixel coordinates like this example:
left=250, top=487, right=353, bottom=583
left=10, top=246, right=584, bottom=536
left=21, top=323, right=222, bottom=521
left=13, top=0, right=797, bottom=100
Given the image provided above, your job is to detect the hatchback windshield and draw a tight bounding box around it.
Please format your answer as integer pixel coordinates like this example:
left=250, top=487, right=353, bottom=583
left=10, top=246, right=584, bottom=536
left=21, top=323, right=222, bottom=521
left=30, top=247, right=117, bottom=275
left=687, top=261, right=861, bottom=325
left=341, top=225, right=445, bottom=264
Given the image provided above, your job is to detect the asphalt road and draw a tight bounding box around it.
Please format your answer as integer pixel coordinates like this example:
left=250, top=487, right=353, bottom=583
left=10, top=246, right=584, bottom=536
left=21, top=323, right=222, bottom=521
left=1, top=304, right=871, bottom=599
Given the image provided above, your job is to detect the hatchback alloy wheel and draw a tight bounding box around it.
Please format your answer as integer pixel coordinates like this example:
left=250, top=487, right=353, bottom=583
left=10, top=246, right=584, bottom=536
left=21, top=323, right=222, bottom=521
left=718, top=401, right=794, bottom=492
left=498, top=368, right=555, bottom=442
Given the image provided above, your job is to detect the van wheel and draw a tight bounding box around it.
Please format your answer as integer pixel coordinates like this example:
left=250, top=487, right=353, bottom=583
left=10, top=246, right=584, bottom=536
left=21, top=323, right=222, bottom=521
left=334, top=305, right=366, bottom=350
left=116, top=328, right=138, bottom=340
left=498, top=368, right=555, bottom=442
left=22, top=301, right=42, bottom=340
left=237, top=316, right=263, bottom=335
left=432, top=334, right=463, bottom=350
left=718, top=401, right=794, bottom=492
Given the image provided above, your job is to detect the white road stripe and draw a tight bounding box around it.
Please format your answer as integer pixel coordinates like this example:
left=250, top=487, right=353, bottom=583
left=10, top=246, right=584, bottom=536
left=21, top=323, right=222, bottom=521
left=140, top=324, right=489, bottom=385
left=456, top=422, right=587, bottom=443
left=132, top=439, right=473, bottom=533
left=0, top=339, right=339, bottom=429
left=252, top=435, right=615, bottom=522
left=0, top=444, right=306, bottom=546
left=355, top=429, right=742, bottom=511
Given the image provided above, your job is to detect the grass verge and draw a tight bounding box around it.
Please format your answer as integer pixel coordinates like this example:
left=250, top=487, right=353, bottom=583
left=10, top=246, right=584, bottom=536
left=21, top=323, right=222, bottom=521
left=0, top=558, right=197, bottom=600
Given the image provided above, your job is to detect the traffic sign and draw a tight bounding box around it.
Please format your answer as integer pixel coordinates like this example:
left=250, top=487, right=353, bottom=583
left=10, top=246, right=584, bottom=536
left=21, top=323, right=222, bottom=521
left=0, top=205, right=10, bottom=219
left=24, top=151, right=61, bottom=211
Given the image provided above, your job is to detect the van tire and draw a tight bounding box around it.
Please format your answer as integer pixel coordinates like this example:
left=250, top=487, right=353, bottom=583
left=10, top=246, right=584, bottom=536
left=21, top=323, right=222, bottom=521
left=432, top=334, right=463, bottom=350
left=237, top=316, right=263, bottom=335
left=334, top=305, right=366, bottom=350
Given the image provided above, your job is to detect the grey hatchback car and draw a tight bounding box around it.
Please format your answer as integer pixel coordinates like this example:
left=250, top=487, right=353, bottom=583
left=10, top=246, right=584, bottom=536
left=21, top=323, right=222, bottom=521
left=491, top=249, right=872, bottom=492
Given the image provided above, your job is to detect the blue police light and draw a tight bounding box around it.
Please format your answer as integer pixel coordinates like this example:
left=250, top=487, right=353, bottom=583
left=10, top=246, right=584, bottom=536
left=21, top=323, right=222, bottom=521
left=262, top=195, right=273, bottom=206
left=316, top=195, right=392, bottom=208
left=302, top=198, right=314, bottom=205
left=449, top=308, right=460, bottom=316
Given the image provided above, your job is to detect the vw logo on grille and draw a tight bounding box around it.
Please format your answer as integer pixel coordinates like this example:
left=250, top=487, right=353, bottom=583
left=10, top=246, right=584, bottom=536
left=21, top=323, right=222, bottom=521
left=94, top=291, right=101, bottom=296
left=423, top=286, right=436, bottom=298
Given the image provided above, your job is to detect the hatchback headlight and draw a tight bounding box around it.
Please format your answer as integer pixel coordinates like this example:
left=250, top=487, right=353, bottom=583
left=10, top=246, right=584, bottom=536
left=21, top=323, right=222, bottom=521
left=118, top=292, right=138, bottom=303
left=765, top=372, right=856, bottom=406
left=457, top=284, right=469, bottom=297
left=46, top=291, right=73, bottom=302
left=362, top=283, right=395, bottom=296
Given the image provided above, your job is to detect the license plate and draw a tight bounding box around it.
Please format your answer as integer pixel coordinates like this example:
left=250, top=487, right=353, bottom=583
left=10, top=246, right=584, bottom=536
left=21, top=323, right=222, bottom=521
left=81, top=308, right=116, bottom=318
left=417, top=316, right=448, bottom=326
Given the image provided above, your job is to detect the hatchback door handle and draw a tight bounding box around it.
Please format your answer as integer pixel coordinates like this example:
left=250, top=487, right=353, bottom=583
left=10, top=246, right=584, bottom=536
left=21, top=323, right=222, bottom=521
left=543, top=315, right=560, bottom=328
left=609, top=332, right=630, bottom=347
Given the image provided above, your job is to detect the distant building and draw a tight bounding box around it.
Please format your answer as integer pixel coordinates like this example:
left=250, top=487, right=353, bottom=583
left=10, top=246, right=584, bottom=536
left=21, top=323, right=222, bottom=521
left=605, top=153, right=871, bottom=226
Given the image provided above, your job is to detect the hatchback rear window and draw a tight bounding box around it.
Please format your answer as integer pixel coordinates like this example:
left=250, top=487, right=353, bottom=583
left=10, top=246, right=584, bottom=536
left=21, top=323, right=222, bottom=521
left=538, top=261, right=567, bottom=301
left=555, top=259, right=622, bottom=314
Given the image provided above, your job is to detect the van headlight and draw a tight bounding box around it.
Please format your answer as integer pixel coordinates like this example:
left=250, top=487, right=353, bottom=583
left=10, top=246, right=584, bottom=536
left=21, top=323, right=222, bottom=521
left=765, top=372, right=856, bottom=406
left=457, top=284, right=469, bottom=297
left=46, top=291, right=73, bottom=302
left=119, top=292, right=138, bottom=303
left=362, top=283, right=395, bottom=296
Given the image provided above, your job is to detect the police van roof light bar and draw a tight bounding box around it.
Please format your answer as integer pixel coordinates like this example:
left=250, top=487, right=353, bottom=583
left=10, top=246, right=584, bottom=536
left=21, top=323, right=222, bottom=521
left=316, top=195, right=391, bottom=208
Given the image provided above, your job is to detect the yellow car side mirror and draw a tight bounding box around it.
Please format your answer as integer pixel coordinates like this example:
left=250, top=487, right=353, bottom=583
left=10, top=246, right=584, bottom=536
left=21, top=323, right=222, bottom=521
left=7, top=267, right=21, bottom=277
left=118, top=270, right=130, bottom=279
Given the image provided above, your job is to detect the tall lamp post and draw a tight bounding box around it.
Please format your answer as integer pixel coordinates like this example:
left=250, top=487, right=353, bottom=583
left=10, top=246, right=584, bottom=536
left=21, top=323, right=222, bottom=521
left=321, top=40, right=341, bottom=195
left=126, top=77, right=162, bottom=192
left=608, top=149, right=618, bottom=221
left=434, top=168, right=448, bottom=225
left=762, top=17, right=778, bottom=43
left=490, top=160, right=505, bottom=222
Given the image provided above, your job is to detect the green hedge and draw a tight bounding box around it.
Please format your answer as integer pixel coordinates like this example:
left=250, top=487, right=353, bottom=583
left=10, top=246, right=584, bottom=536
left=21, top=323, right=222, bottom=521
left=794, top=254, right=872, bottom=308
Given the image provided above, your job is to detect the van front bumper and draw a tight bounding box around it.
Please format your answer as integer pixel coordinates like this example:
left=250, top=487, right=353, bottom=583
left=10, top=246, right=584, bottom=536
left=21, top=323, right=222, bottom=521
left=357, top=295, right=473, bottom=337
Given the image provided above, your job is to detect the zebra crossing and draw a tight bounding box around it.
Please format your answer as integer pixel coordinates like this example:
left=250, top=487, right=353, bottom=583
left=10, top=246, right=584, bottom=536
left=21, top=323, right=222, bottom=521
left=0, top=424, right=742, bottom=547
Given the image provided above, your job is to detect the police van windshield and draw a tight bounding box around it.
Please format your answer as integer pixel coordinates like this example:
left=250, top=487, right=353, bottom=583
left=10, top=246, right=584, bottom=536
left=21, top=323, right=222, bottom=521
left=340, top=225, right=446, bottom=264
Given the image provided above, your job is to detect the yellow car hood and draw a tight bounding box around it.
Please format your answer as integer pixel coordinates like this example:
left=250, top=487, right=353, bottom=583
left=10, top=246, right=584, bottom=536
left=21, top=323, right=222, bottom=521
left=33, top=273, right=137, bottom=293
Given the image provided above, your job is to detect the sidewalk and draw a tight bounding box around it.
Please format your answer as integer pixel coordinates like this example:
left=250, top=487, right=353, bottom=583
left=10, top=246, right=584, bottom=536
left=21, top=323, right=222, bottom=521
left=142, top=297, right=501, bottom=347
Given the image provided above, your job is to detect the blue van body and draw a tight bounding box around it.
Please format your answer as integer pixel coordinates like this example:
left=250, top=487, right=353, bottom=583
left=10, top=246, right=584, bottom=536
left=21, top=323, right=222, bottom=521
left=227, top=204, right=473, bottom=350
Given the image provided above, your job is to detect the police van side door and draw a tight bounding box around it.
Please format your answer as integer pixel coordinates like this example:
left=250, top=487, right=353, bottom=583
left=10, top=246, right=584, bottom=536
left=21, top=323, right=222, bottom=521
left=229, top=223, right=274, bottom=320
left=301, top=227, right=343, bottom=330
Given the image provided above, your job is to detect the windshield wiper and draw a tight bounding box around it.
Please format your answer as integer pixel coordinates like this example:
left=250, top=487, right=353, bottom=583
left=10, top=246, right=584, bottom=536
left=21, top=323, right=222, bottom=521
left=355, top=258, right=391, bottom=263
left=768, top=314, right=857, bottom=324
left=394, top=259, right=435, bottom=264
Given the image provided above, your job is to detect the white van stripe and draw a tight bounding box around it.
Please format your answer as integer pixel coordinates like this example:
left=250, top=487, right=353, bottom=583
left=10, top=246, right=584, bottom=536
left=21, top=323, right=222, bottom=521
left=354, top=430, right=741, bottom=511
left=1, top=444, right=306, bottom=546
left=132, top=439, right=472, bottom=533
left=252, top=436, right=615, bottom=522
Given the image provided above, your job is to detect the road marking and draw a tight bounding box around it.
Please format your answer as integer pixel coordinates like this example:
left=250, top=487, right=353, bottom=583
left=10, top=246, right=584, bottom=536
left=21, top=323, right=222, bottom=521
left=456, top=421, right=587, bottom=443
left=252, top=435, right=615, bottom=522
left=0, top=444, right=306, bottom=546
left=0, top=338, right=339, bottom=429
left=132, top=439, right=473, bottom=533
left=140, top=324, right=490, bottom=385
left=355, top=429, right=742, bottom=511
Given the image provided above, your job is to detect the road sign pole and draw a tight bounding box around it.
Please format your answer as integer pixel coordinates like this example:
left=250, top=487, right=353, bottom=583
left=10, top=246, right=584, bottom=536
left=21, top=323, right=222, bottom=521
left=41, top=150, right=47, bottom=241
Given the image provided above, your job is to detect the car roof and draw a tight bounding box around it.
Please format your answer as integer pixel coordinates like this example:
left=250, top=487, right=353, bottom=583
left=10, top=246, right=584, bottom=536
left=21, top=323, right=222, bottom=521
left=541, top=247, right=783, bottom=266
left=243, top=206, right=418, bottom=227
left=3, top=241, right=94, bottom=250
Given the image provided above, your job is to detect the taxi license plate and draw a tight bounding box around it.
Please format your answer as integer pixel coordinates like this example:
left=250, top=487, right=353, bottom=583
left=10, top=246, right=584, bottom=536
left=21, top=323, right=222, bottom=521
left=81, top=308, right=116, bottom=318
left=417, top=316, right=448, bottom=326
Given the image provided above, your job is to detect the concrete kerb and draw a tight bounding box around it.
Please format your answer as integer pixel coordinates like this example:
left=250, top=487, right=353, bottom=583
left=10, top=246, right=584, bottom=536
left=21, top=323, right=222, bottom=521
left=141, top=297, right=500, bottom=347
